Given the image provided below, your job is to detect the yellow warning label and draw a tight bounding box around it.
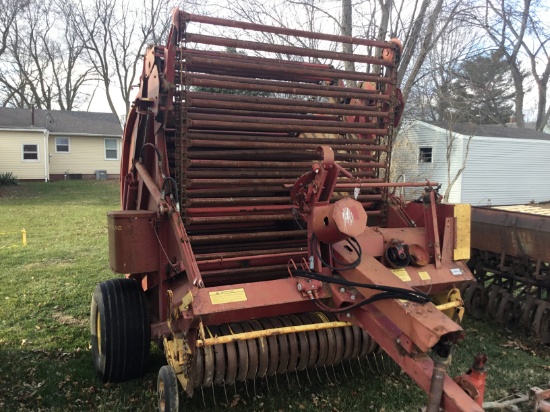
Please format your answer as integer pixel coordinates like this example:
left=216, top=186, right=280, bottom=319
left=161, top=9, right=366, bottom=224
left=391, top=268, right=411, bottom=282
left=209, top=288, right=247, bottom=305
left=418, top=271, right=431, bottom=281
left=454, top=204, right=471, bottom=261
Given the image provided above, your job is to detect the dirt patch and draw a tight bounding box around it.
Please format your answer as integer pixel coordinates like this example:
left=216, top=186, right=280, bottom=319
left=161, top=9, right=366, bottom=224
left=52, top=311, right=87, bottom=327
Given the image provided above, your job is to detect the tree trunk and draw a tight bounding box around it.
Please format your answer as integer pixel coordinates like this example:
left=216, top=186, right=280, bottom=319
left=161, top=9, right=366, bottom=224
left=341, top=0, right=355, bottom=73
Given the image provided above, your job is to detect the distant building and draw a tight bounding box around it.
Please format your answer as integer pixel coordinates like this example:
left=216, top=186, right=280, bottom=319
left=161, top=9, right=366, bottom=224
left=0, top=107, right=122, bottom=181
left=393, top=121, right=550, bottom=206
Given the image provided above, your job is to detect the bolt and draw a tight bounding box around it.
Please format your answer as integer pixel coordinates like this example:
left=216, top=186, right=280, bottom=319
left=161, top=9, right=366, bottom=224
left=345, top=313, right=351, bottom=318
left=350, top=294, right=356, bottom=300
left=339, top=287, right=346, bottom=293
left=297, top=283, right=302, bottom=291
left=311, top=284, right=315, bottom=289
left=396, top=338, right=401, bottom=344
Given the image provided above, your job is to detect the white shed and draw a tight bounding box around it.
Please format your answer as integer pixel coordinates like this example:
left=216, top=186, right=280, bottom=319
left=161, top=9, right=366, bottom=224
left=392, top=121, right=550, bottom=206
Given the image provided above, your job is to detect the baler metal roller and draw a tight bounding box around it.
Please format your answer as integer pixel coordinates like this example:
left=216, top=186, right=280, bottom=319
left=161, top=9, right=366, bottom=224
left=192, top=312, right=378, bottom=388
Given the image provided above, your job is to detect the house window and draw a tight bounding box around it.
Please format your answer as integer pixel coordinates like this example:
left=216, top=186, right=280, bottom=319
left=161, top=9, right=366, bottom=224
left=22, top=144, right=39, bottom=161
left=55, top=137, right=70, bottom=153
left=104, top=138, right=119, bottom=160
left=419, top=147, right=432, bottom=163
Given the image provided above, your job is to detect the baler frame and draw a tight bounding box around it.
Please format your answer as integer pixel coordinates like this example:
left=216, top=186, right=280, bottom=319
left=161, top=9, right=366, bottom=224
left=92, top=8, right=484, bottom=412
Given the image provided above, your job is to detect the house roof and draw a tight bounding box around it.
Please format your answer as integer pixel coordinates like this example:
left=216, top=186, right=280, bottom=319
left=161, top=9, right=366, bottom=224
left=428, top=122, right=550, bottom=141
left=0, top=107, right=122, bottom=136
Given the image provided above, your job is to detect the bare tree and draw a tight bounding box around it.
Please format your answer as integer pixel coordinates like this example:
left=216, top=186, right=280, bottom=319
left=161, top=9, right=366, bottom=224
left=73, top=0, right=172, bottom=118
left=398, top=0, right=470, bottom=106
left=0, top=0, right=91, bottom=109
left=443, top=124, right=473, bottom=202
left=521, top=12, right=550, bottom=131
left=0, top=0, right=29, bottom=57
left=474, top=0, right=531, bottom=128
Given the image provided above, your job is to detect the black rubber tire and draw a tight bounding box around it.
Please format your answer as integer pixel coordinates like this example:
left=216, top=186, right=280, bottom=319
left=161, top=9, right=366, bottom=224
left=90, top=278, right=150, bottom=382
left=157, top=365, right=179, bottom=412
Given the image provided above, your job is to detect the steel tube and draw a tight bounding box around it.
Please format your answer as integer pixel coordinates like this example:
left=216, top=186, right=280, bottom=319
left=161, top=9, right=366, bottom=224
left=187, top=197, right=290, bottom=206
left=335, top=181, right=439, bottom=189
left=184, top=178, right=384, bottom=188
left=188, top=119, right=389, bottom=135
left=200, top=263, right=289, bottom=278
left=189, top=97, right=389, bottom=117
left=185, top=33, right=394, bottom=67
left=134, top=161, right=163, bottom=205
left=195, top=247, right=306, bottom=261
left=187, top=214, right=293, bottom=224
left=186, top=55, right=395, bottom=83
left=187, top=159, right=387, bottom=169
left=187, top=139, right=389, bottom=152
left=185, top=170, right=307, bottom=178
left=196, top=321, right=353, bottom=347
left=186, top=150, right=320, bottom=161
left=188, top=75, right=390, bottom=101
left=426, top=356, right=450, bottom=412
left=182, top=12, right=398, bottom=50
left=187, top=91, right=391, bottom=116
left=435, top=301, right=462, bottom=311
left=186, top=205, right=293, bottom=214
left=186, top=178, right=297, bottom=186
left=188, top=112, right=385, bottom=130
left=185, top=48, right=334, bottom=69
left=180, top=68, right=326, bottom=84
left=186, top=151, right=377, bottom=162
left=188, top=107, right=340, bottom=121
left=185, top=187, right=291, bottom=197
left=186, top=131, right=379, bottom=145
left=189, top=230, right=306, bottom=244
left=194, top=240, right=307, bottom=255
left=184, top=167, right=378, bottom=178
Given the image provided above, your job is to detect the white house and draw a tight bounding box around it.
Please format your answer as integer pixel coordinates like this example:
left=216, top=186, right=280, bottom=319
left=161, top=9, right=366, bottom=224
left=392, top=121, right=550, bottom=206
left=0, top=107, right=122, bottom=181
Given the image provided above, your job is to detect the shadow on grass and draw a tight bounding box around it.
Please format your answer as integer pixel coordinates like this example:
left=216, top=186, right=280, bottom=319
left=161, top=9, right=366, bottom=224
left=0, top=180, right=120, bottom=208
left=0, top=345, right=427, bottom=412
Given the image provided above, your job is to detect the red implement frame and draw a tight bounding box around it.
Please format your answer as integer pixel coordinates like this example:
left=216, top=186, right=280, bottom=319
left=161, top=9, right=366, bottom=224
left=109, top=8, right=481, bottom=411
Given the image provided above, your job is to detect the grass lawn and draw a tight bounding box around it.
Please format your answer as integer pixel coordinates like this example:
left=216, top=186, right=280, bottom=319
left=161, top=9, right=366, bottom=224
left=0, top=180, right=548, bottom=411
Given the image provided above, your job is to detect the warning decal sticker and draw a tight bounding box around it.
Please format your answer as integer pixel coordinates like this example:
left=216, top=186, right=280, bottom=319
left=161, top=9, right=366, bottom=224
left=209, top=288, right=248, bottom=305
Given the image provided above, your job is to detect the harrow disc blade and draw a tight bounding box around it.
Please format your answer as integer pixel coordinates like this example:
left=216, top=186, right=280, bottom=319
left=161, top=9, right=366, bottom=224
left=463, top=282, right=486, bottom=319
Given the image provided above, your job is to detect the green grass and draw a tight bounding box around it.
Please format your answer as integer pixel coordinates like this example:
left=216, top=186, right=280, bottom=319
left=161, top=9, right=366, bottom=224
left=0, top=180, right=549, bottom=411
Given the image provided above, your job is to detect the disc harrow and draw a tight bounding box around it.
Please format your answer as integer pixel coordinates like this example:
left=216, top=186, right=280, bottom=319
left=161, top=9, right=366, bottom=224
left=465, top=206, right=550, bottom=343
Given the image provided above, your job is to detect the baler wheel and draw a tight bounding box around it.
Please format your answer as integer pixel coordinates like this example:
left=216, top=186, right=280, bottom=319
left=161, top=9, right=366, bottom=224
left=157, top=365, right=179, bottom=412
left=90, top=278, right=150, bottom=382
